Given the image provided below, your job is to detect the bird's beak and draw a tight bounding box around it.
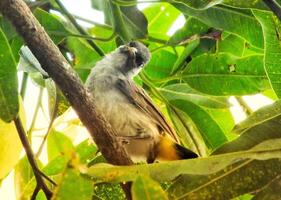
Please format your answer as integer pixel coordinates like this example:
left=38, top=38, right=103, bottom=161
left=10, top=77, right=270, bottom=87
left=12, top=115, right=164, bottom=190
left=119, top=45, right=138, bottom=56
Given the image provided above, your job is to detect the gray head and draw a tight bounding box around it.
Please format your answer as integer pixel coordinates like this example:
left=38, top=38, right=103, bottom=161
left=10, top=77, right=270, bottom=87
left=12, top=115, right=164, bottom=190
left=117, top=41, right=151, bottom=77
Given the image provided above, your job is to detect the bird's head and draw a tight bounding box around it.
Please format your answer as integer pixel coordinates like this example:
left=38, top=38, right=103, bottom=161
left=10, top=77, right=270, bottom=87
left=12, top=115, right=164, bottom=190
left=117, top=41, right=151, bottom=77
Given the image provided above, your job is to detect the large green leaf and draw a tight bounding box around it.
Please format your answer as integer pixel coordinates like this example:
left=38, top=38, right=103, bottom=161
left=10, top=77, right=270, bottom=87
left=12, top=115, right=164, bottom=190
left=85, top=139, right=281, bottom=183
left=168, top=159, right=281, bottom=200
left=67, top=37, right=100, bottom=81
left=88, top=26, right=116, bottom=54
left=232, top=100, right=281, bottom=134
left=217, top=34, right=245, bottom=57
left=47, top=130, right=75, bottom=161
left=253, top=10, right=281, bottom=98
left=183, top=53, right=269, bottom=95
left=168, top=17, right=209, bottom=45
left=159, top=83, right=230, bottom=108
left=0, top=28, right=18, bottom=122
left=175, top=0, right=223, bottom=9
left=168, top=106, right=209, bottom=156
left=170, top=39, right=200, bottom=74
left=52, top=168, right=93, bottom=200
left=132, top=176, right=168, bottom=200
left=214, top=102, right=281, bottom=154
left=144, top=49, right=177, bottom=79
left=14, top=156, right=33, bottom=199
left=107, top=1, right=148, bottom=42
left=169, top=100, right=227, bottom=149
left=223, top=0, right=268, bottom=9
left=252, top=175, right=281, bottom=200
left=144, top=3, right=180, bottom=38
left=0, top=119, right=22, bottom=179
left=173, top=3, right=263, bottom=48
left=0, top=101, right=24, bottom=180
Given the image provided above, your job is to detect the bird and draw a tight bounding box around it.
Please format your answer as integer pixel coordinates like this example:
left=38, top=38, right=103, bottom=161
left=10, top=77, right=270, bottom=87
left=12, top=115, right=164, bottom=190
left=85, top=41, right=198, bottom=163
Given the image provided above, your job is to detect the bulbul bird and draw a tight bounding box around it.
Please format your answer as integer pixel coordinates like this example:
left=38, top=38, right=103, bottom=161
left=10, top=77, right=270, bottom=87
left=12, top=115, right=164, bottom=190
left=86, top=41, right=198, bottom=163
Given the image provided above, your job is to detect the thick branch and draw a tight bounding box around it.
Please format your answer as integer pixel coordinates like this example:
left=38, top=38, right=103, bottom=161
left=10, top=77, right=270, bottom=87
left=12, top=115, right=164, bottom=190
left=0, top=0, right=132, bottom=166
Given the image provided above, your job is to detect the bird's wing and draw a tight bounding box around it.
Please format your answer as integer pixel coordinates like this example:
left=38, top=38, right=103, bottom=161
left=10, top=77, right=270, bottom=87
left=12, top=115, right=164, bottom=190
left=115, top=78, right=179, bottom=142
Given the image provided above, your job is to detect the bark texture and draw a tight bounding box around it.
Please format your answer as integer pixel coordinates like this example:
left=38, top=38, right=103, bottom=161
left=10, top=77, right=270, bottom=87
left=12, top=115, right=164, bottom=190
left=0, top=0, right=132, bottom=165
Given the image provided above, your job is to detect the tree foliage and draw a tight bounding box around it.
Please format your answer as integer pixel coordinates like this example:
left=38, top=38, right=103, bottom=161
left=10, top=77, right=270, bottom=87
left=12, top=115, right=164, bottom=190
left=1, top=0, right=281, bottom=199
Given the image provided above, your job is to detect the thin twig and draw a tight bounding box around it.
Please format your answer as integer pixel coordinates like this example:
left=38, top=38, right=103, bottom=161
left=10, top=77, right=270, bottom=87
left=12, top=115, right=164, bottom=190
left=27, top=87, right=44, bottom=142
left=14, top=117, right=53, bottom=199
left=48, top=31, right=116, bottom=42
left=72, top=14, right=112, bottom=30
left=263, top=0, right=281, bottom=21
left=235, top=96, right=254, bottom=115
left=54, top=0, right=105, bottom=56
left=36, top=85, right=59, bottom=157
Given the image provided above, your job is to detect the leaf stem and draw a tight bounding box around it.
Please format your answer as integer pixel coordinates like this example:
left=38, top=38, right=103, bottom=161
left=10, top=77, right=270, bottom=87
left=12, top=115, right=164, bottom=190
left=14, top=117, right=53, bottom=199
left=54, top=0, right=105, bottom=56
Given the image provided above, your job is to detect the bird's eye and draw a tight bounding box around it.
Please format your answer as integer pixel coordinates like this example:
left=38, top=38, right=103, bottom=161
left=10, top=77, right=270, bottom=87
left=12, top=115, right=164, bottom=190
left=135, top=53, right=144, bottom=67
left=129, top=41, right=136, bottom=47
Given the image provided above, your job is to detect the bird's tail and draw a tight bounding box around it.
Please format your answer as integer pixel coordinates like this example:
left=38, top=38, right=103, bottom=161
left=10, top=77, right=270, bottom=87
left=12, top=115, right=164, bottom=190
left=156, top=135, right=198, bottom=161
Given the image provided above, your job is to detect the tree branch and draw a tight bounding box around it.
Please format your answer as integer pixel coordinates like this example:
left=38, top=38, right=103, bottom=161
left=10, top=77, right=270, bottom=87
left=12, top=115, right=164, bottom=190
left=263, top=0, right=281, bottom=21
left=14, top=117, right=53, bottom=199
left=0, top=0, right=132, bottom=165
left=0, top=1, right=133, bottom=198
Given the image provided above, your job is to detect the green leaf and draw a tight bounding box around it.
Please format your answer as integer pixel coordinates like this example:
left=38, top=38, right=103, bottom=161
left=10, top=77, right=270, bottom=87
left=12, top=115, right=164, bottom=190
left=144, top=49, right=177, bottom=79
left=232, top=100, right=281, bottom=135
left=107, top=1, right=148, bottom=42
left=93, top=183, right=125, bottom=200
left=159, top=83, right=230, bottom=108
left=14, top=156, right=33, bottom=199
left=206, top=108, right=234, bottom=139
left=175, top=0, right=223, bottom=9
left=144, top=3, right=180, bottom=38
left=170, top=100, right=227, bottom=149
left=253, top=175, right=281, bottom=200
left=0, top=27, right=18, bottom=122
left=168, top=17, right=209, bottom=45
left=47, top=130, right=75, bottom=161
left=46, top=79, right=70, bottom=118
left=132, top=176, right=168, bottom=200
left=0, top=101, right=24, bottom=179
left=53, top=168, right=93, bottom=200
left=183, top=53, right=269, bottom=95
left=67, top=37, right=100, bottom=81
left=18, top=46, right=48, bottom=77
left=85, top=139, right=281, bottom=183
left=173, top=3, right=263, bottom=48
left=223, top=0, right=268, bottom=9
left=217, top=34, right=245, bottom=57
left=170, top=39, right=200, bottom=74
left=253, top=10, right=281, bottom=98
left=88, top=26, right=116, bottom=54
left=34, top=8, right=70, bottom=44
left=75, top=139, right=97, bottom=164
left=168, top=106, right=209, bottom=156
left=168, top=159, right=281, bottom=200
left=213, top=101, right=281, bottom=154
